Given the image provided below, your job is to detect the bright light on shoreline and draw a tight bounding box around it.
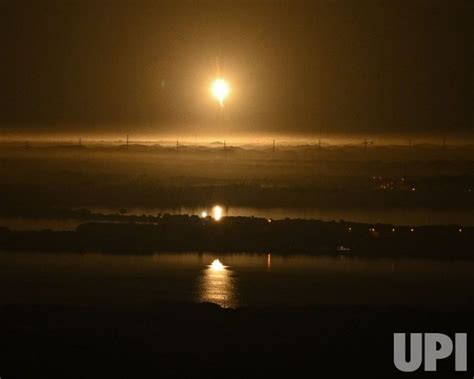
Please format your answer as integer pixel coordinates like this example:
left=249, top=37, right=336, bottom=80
left=211, top=78, right=230, bottom=106
left=212, top=205, right=223, bottom=221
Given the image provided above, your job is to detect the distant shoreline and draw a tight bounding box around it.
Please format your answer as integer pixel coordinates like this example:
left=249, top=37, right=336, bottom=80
left=0, top=216, right=471, bottom=259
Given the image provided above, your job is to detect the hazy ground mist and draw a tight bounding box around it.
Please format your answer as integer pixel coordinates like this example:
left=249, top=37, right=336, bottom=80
left=1, top=141, right=472, bottom=217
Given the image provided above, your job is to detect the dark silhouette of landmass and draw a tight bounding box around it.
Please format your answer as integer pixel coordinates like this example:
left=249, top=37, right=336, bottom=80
left=0, top=216, right=471, bottom=259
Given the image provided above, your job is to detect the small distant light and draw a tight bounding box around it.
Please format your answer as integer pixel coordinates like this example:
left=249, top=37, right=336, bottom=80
left=401, top=177, right=405, bottom=181
left=267, top=218, right=272, bottom=223
left=459, top=228, right=463, bottom=233
left=410, top=228, right=414, bottom=232
left=392, top=228, right=396, bottom=232
left=411, top=187, right=416, bottom=192
left=348, top=227, right=352, bottom=231
left=201, top=211, right=207, bottom=218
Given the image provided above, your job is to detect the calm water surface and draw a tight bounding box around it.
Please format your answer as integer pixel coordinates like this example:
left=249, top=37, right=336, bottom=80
left=0, top=252, right=472, bottom=308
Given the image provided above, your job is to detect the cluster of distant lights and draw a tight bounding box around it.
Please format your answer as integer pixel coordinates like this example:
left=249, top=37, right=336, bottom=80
left=372, top=176, right=416, bottom=192
left=371, top=176, right=474, bottom=194
left=201, top=205, right=223, bottom=221
left=200, top=207, right=465, bottom=234
left=201, top=205, right=465, bottom=235
left=348, top=226, right=463, bottom=233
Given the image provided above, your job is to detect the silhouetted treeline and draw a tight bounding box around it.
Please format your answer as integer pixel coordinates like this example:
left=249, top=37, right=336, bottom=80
left=0, top=216, right=471, bottom=258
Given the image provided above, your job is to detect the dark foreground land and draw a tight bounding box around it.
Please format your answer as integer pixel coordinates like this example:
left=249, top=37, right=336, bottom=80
left=0, top=215, right=472, bottom=259
left=0, top=302, right=473, bottom=378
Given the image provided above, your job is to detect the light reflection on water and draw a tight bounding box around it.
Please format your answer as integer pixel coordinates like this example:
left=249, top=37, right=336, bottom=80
left=0, top=252, right=473, bottom=309
left=198, top=259, right=238, bottom=308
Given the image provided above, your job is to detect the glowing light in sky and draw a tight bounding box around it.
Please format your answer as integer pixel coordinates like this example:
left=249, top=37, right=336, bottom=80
left=211, top=78, right=230, bottom=106
left=201, top=211, right=208, bottom=218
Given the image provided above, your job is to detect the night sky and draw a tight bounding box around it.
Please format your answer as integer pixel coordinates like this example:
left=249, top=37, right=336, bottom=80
left=1, top=0, right=472, bottom=137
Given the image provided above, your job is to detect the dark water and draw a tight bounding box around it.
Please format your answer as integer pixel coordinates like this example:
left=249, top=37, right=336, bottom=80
left=0, top=252, right=472, bottom=309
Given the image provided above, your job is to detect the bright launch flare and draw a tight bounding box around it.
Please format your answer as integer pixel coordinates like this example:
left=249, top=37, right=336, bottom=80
left=211, top=78, right=230, bottom=106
